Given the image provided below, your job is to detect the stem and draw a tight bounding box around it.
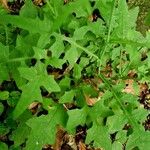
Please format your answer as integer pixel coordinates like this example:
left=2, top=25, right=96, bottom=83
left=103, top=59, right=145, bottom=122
left=56, top=33, right=99, bottom=60
left=0, top=57, right=33, bottom=65
left=99, top=0, right=117, bottom=67
left=98, top=73, right=142, bottom=132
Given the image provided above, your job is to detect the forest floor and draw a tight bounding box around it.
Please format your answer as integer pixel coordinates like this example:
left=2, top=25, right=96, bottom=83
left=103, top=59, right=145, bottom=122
left=0, top=0, right=150, bottom=150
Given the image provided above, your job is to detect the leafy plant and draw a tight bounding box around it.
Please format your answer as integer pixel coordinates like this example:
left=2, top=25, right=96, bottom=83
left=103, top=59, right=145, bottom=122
left=0, top=0, right=150, bottom=150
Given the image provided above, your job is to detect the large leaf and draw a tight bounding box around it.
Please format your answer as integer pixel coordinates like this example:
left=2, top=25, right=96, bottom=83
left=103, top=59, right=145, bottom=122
left=126, top=131, right=150, bottom=150
left=25, top=105, right=67, bottom=150
left=0, top=43, right=9, bottom=82
left=0, top=43, right=9, bottom=63
left=0, top=15, right=51, bottom=34
left=13, top=65, right=60, bottom=118
left=86, top=122, right=112, bottom=150
left=64, top=45, right=79, bottom=67
left=107, top=114, right=127, bottom=133
left=116, top=0, right=130, bottom=38
left=66, top=107, right=87, bottom=133
left=11, top=123, right=30, bottom=147
left=59, top=90, right=75, bottom=103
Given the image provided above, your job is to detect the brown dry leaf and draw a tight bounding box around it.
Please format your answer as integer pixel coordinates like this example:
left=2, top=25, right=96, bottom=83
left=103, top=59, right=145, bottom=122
left=53, top=126, right=65, bottom=150
left=67, top=135, right=77, bottom=150
left=78, top=141, right=86, bottom=150
left=101, top=63, right=112, bottom=78
left=139, top=82, right=148, bottom=94
left=85, top=95, right=98, bottom=106
left=28, top=102, right=40, bottom=110
left=0, top=0, right=9, bottom=10
left=42, top=144, right=53, bottom=150
left=83, top=77, right=102, bottom=91
left=122, top=79, right=135, bottom=95
left=33, top=0, right=44, bottom=6
left=28, top=102, right=41, bottom=114
left=128, top=70, right=137, bottom=78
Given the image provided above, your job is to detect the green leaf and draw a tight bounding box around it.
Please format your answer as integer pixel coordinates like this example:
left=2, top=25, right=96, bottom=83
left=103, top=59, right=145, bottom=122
left=116, top=130, right=127, bottom=144
left=37, top=33, right=50, bottom=48
left=47, top=57, right=65, bottom=69
left=0, top=124, right=9, bottom=136
left=66, top=107, right=87, bottom=133
left=13, top=66, right=60, bottom=118
left=50, top=36, right=64, bottom=58
left=116, top=0, right=130, bottom=38
left=0, top=91, right=9, bottom=100
left=89, top=100, right=113, bottom=121
left=52, top=0, right=91, bottom=31
left=64, top=45, right=79, bottom=67
left=0, top=65, right=9, bottom=83
left=20, top=0, right=38, bottom=18
left=59, top=90, right=75, bottom=103
left=0, top=15, right=51, bottom=34
left=132, top=108, right=148, bottom=123
left=0, top=43, right=9, bottom=63
left=59, top=76, right=71, bottom=91
left=7, top=91, right=20, bottom=107
left=0, top=142, right=8, bottom=150
left=25, top=105, right=67, bottom=150
left=126, top=131, right=150, bottom=150
left=11, top=123, right=31, bottom=147
left=73, top=64, right=82, bottom=80
left=95, top=0, right=116, bottom=25
left=0, top=103, right=4, bottom=116
left=73, top=26, right=91, bottom=40
left=86, top=122, right=112, bottom=150
left=107, top=114, right=127, bottom=133
left=128, top=7, right=139, bottom=28
left=112, top=142, right=122, bottom=150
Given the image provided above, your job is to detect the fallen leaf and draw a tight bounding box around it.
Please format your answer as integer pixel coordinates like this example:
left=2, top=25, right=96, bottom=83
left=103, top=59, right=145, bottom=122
left=28, top=102, right=40, bottom=110
left=0, top=0, right=9, bottom=10
left=139, top=82, right=148, bottom=94
left=122, top=79, right=135, bottom=95
left=28, top=102, right=41, bottom=114
left=53, top=126, right=65, bottom=150
left=78, top=141, right=86, bottom=150
left=67, top=135, right=77, bottom=150
left=33, top=0, right=44, bottom=6
left=85, top=95, right=99, bottom=106
left=128, top=70, right=137, bottom=78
